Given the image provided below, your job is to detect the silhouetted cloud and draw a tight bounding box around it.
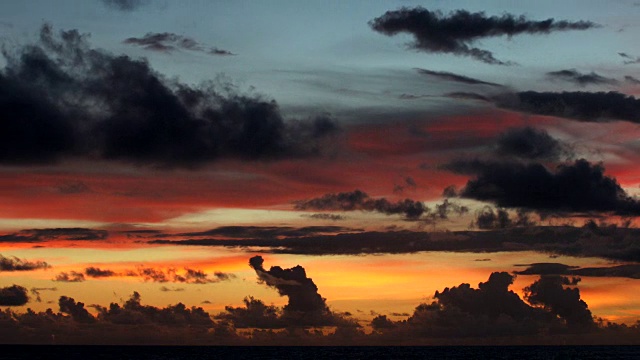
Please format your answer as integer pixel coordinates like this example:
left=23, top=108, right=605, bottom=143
left=84, top=267, right=116, bottom=278
left=515, top=262, right=640, bottom=280
left=124, top=32, right=235, bottom=56
left=30, top=287, right=57, bottom=302
left=304, top=213, right=347, bottom=221
left=546, top=69, right=617, bottom=86
left=54, top=271, right=85, bottom=282
left=496, top=91, right=640, bottom=123
left=445, top=159, right=640, bottom=215
left=0, top=228, right=107, bottom=243
left=176, top=226, right=352, bottom=239
left=159, top=286, right=185, bottom=292
left=523, top=276, right=594, bottom=330
left=369, top=7, right=596, bottom=64
left=100, top=0, right=147, bottom=11
left=0, top=285, right=29, bottom=306
left=0, top=24, right=339, bottom=166
left=415, top=68, right=502, bottom=87
left=0, top=254, right=50, bottom=271
left=294, top=190, right=427, bottom=219
left=59, top=296, right=94, bottom=323
left=495, top=127, right=571, bottom=161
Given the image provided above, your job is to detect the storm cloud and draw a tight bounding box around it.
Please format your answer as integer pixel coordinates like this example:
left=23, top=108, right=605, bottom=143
left=0, top=24, right=339, bottom=167
left=445, top=159, right=640, bottom=215
left=369, top=7, right=596, bottom=64
left=124, top=32, right=234, bottom=55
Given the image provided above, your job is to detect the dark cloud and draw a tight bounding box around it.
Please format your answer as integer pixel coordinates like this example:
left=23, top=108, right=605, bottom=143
left=0, top=228, right=108, bottom=243
left=216, top=296, right=285, bottom=329
left=369, top=7, right=596, bottom=64
left=625, top=75, right=640, bottom=84
left=393, top=176, right=418, bottom=194
left=415, top=68, right=502, bottom=87
left=496, top=91, right=640, bottom=123
left=247, top=256, right=349, bottom=327
left=495, top=127, right=571, bottom=161
left=56, top=181, right=91, bottom=194
left=444, top=92, right=491, bottom=102
left=546, top=69, right=617, bottom=86
left=0, top=254, right=50, bottom=271
left=159, top=286, right=185, bottom=292
left=175, top=225, right=352, bottom=239
left=619, top=52, right=640, bottom=65
left=523, top=276, right=594, bottom=330
left=123, top=32, right=235, bottom=56
left=53, top=271, right=85, bottom=282
left=294, top=190, right=427, bottom=220
left=100, top=0, right=147, bottom=11
left=0, top=24, right=339, bottom=167
left=59, top=296, right=95, bottom=323
left=445, top=159, right=640, bottom=215
left=304, top=213, right=347, bottom=221
left=0, top=285, right=29, bottom=306
left=30, top=287, right=57, bottom=302
left=515, top=262, right=640, bottom=280
left=84, top=267, right=116, bottom=278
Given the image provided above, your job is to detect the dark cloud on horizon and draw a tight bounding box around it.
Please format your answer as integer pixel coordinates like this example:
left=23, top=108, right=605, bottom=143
left=495, top=127, right=571, bottom=161
left=0, top=228, right=108, bottom=243
left=445, top=159, right=640, bottom=215
left=124, top=32, right=235, bottom=56
left=0, top=285, right=29, bottom=306
left=0, top=24, right=339, bottom=167
left=414, top=68, right=502, bottom=87
left=546, top=69, right=618, bottom=87
left=0, top=254, right=50, bottom=271
left=100, top=0, right=147, bottom=11
left=293, top=190, right=427, bottom=220
left=369, top=7, right=596, bottom=65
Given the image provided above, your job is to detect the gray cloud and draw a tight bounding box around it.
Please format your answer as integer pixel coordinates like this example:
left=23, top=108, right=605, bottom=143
left=0, top=254, right=50, bottom=271
left=415, top=68, right=502, bottom=87
left=370, top=7, right=597, bottom=64
left=546, top=69, right=617, bottom=87
left=124, top=32, right=235, bottom=56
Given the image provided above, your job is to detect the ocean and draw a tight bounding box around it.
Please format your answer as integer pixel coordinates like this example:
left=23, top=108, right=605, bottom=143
left=1, top=346, right=639, bottom=359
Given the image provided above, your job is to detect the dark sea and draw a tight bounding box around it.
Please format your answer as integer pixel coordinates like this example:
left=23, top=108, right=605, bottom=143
left=0, top=346, right=638, bottom=360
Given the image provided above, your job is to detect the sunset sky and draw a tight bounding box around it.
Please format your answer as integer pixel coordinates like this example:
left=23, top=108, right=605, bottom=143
left=2, top=0, right=640, bottom=345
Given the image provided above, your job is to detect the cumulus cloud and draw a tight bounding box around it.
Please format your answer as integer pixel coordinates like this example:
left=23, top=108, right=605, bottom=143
left=0, top=254, right=50, bottom=271
left=0, top=24, right=339, bottom=167
left=369, top=7, right=596, bottom=64
left=124, top=32, right=235, bottom=56
left=415, top=68, right=502, bottom=87
left=495, top=127, right=571, bottom=161
left=293, top=190, right=427, bottom=220
left=0, top=285, right=29, bottom=306
left=445, top=159, right=640, bottom=215
left=546, top=69, right=617, bottom=87
left=84, top=267, right=116, bottom=278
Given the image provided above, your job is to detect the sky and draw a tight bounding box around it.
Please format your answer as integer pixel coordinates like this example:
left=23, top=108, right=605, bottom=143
left=1, top=0, right=640, bottom=345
